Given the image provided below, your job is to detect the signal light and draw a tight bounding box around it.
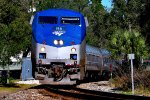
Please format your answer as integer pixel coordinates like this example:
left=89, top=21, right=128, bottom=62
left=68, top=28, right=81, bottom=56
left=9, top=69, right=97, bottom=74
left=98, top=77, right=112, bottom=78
left=40, top=47, right=45, bottom=52
left=71, top=42, right=75, bottom=45
left=71, top=47, right=76, bottom=52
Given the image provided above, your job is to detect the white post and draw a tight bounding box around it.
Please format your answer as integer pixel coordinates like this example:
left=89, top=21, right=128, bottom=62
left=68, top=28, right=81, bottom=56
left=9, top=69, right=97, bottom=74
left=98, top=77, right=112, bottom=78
left=128, top=54, right=135, bottom=95
left=130, top=59, right=134, bottom=94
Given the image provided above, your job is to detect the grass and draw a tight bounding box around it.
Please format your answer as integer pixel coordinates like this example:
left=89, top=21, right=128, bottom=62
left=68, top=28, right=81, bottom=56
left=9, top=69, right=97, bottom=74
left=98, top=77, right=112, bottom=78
left=111, top=79, right=150, bottom=96
left=134, top=87, right=150, bottom=96
left=110, top=82, right=150, bottom=96
left=118, top=89, right=150, bottom=96
left=0, top=79, right=39, bottom=95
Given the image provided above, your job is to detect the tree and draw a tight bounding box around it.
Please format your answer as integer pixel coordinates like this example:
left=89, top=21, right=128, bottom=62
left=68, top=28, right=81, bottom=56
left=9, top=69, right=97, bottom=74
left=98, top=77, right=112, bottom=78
left=109, top=29, right=149, bottom=68
left=109, top=0, right=150, bottom=67
left=0, top=0, right=31, bottom=66
left=0, top=0, right=31, bottom=84
left=111, top=0, right=141, bottom=30
left=37, top=0, right=89, bottom=12
left=85, top=0, right=112, bottom=47
left=140, top=0, right=150, bottom=47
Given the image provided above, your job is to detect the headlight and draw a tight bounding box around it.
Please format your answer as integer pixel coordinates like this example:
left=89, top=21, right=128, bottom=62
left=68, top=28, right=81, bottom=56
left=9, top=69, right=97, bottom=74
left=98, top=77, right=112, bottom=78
left=71, top=47, right=76, bottom=52
left=59, top=40, right=64, bottom=45
left=54, top=40, right=58, bottom=45
left=40, top=47, right=45, bottom=52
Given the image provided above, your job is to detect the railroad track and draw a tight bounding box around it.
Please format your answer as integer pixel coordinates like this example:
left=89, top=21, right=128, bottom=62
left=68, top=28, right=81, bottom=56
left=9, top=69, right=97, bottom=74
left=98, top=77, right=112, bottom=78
left=32, top=85, right=150, bottom=100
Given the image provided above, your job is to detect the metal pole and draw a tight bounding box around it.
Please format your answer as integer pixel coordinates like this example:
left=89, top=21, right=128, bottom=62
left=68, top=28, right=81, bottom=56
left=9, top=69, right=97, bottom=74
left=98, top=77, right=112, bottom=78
left=131, top=59, right=134, bottom=94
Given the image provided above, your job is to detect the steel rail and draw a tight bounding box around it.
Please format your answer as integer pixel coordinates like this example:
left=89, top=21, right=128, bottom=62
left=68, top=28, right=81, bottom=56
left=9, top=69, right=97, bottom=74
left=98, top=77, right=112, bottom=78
left=31, top=85, right=150, bottom=100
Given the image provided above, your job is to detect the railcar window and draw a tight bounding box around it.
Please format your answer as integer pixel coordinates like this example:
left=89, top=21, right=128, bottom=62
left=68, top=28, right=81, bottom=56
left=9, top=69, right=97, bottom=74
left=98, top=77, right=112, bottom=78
left=38, top=16, right=57, bottom=24
left=61, top=17, right=80, bottom=25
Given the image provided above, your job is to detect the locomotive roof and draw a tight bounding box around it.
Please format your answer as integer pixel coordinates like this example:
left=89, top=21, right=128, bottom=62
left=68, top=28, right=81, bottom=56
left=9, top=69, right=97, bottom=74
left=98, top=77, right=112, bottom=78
left=86, top=45, right=110, bottom=56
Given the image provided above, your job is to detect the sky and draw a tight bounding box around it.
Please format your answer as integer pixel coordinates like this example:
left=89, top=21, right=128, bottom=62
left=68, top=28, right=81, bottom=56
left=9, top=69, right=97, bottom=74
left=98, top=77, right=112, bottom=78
left=101, top=0, right=112, bottom=9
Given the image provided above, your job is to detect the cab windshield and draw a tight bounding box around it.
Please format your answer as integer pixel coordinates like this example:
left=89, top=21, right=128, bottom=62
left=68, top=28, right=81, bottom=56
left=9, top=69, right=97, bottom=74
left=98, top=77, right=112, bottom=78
left=61, top=17, right=80, bottom=25
left=38, top=16, right=57, bottom=24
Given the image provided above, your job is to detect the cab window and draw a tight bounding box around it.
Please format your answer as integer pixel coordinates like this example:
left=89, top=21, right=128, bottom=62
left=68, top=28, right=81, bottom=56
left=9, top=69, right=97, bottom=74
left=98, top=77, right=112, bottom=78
left=38, top=16, right=57, bottom=24
left=61, top=17, right=80, bottom=25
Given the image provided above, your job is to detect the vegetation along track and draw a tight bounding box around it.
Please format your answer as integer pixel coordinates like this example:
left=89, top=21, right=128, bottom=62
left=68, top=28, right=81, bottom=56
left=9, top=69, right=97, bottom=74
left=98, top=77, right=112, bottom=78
left=31, top=85, right=150, bottom=100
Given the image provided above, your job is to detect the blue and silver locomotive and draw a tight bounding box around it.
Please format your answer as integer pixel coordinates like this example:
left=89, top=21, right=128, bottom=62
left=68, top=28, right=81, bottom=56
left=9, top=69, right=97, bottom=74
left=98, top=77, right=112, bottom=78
left=31, top=9, right=86, bottom=83
left=31, top=9, right=118, bottom=84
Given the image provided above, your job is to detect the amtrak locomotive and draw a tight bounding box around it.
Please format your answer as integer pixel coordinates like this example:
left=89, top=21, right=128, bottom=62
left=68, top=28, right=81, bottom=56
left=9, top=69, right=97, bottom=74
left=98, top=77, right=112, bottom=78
left=31, top=9, right=117, bottom=84
left=31, top=9, right=86, bottom=83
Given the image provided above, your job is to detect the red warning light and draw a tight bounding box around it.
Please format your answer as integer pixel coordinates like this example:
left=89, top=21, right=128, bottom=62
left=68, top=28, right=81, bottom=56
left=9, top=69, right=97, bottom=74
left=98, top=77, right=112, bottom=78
left=71, top=42, right=75, bottom=45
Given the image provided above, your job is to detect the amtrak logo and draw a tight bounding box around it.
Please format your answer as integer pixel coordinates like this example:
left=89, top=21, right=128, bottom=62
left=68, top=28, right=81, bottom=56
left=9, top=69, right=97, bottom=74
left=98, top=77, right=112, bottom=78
left=52, top=26, right=66, bottom=36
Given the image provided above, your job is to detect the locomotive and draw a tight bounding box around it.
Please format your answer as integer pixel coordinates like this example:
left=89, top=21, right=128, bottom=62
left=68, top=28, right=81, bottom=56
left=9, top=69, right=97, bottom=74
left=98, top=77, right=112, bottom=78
left=31, top=9, right=117, bottom=84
